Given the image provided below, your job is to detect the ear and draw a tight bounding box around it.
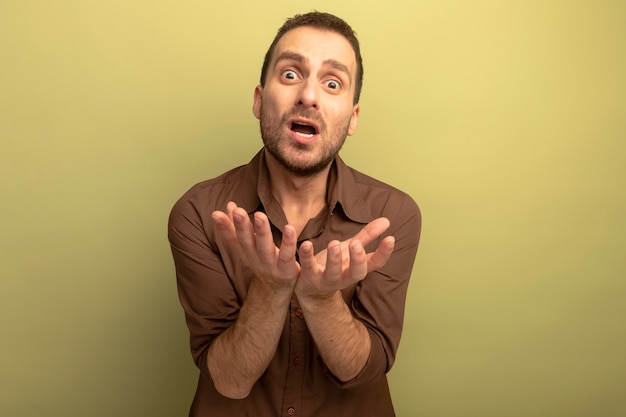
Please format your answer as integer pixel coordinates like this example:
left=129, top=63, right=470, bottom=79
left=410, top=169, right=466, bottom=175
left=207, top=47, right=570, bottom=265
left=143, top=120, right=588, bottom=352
left=252, top=85, right=263, bottom=120
left=347, top=104, right=360, bottom=136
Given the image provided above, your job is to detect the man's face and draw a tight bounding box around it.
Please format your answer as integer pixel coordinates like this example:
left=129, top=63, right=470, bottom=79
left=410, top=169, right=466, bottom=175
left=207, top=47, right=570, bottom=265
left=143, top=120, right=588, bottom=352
left=253, top=26, right=360, bottom=176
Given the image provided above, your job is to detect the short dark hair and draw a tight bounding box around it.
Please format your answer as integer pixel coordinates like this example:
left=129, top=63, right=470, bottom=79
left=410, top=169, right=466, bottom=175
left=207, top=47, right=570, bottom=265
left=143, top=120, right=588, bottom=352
left=259, top=12, right=364, bottom=104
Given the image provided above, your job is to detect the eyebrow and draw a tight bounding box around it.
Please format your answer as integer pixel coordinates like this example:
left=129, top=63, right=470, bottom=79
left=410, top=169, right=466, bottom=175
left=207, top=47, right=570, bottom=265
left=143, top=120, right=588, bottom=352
left=273, top=51, right=353, bottom=84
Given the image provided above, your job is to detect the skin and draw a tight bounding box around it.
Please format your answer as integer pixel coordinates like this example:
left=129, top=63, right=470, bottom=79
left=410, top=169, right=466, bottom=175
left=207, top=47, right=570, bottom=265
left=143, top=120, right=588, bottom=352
left=207, top=26, right=395, bottom=399
left=254, top=28, right=359, bottom=178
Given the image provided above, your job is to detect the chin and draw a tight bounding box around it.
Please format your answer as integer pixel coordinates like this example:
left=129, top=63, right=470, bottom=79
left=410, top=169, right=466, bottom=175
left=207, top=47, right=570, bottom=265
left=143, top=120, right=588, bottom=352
left=272, top=151, right=333, bottom=177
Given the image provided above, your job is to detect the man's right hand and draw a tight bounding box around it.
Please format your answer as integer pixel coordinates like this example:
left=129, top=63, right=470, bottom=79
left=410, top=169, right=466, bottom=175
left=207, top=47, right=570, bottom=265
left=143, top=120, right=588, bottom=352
left=212, top=201, right=300, bottom=290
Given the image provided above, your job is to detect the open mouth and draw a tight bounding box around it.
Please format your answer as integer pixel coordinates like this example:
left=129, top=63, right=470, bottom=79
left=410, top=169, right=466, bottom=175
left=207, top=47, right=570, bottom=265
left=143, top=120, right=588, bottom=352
left=290, top=121, right=318, bottom=139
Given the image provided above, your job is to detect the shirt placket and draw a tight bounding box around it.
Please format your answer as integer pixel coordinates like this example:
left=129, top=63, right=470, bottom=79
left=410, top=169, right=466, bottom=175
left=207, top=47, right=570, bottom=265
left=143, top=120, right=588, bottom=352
left=280, top=293, right=306, bottom=417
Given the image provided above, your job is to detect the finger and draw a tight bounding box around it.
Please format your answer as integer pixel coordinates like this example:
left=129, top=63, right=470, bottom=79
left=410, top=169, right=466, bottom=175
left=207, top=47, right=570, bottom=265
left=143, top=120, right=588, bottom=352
left=218, top=201, right=240, bottom=238
left=348, top=239, right=368, bottom=281
left=226, top=201, right=238, bottom=222
left=367, top=236, right=395, bottom=271
left=278, top=225, right=298, bottom=265
left=325, top=240, right=343, bottom=281
left=232, top=207, right=256, bottom=250
left=212, top=210, right=239, bottom=247
left=298, top=240, right=317, bottom=272
left=351, top=217, right=391, bottom=248
left=253, top=212, right=278, bottom=261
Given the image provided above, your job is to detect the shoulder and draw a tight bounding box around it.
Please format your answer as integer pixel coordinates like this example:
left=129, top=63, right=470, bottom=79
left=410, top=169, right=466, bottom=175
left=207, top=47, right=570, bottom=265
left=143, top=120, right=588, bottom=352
left=342, top=163, right=421, bottom=225
left=173, top=165, right=250, bottom=213
left=168, top=155, right=261, bottom=238
left=171, top=150, right=264, bottom=216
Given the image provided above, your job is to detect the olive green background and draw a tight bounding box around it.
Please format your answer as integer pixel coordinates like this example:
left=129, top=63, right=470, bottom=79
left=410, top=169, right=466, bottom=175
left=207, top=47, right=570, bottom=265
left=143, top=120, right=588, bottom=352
left=1, top=1, right=624, bottom=416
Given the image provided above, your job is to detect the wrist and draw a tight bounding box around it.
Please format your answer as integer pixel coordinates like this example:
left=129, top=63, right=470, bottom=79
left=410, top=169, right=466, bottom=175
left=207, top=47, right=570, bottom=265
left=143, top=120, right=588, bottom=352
left=248, top=274, right=295, bottom=306
left=252, top=270, right=296, bottom=291
left=296, top=289, right=342, bottom=310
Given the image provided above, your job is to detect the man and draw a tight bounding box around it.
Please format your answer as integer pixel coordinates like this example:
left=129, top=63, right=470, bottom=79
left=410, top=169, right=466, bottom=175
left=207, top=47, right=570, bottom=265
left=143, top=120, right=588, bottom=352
left=168, top=11, right=421, bottom=417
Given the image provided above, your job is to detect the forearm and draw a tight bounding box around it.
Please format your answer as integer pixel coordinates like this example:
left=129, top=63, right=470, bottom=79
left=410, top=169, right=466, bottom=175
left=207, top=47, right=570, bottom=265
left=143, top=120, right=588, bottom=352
left=298, top=290, right=371, bottom=382
left=207, top=278, right=293, bottom=399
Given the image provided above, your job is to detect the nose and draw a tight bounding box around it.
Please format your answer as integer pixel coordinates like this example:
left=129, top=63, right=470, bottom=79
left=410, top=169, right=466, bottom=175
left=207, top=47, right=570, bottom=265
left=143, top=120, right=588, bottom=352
left=296, top=78, right=319, bottom=109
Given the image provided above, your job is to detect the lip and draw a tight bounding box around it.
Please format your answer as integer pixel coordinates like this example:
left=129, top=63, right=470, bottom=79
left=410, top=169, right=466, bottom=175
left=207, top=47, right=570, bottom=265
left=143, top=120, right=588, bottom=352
left=288, top=117, right=320, bottom=145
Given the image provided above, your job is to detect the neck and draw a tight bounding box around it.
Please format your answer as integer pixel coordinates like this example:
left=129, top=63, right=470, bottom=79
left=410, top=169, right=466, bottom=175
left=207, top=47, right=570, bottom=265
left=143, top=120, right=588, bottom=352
left=264, top=150, right=331, bottom=233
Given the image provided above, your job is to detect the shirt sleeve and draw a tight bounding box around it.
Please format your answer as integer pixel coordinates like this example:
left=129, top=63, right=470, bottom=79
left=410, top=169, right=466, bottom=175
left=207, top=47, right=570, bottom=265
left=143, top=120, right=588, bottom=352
left=335, top=192, right=422, bottom=389
left=167, top=186, right=242, bottom=382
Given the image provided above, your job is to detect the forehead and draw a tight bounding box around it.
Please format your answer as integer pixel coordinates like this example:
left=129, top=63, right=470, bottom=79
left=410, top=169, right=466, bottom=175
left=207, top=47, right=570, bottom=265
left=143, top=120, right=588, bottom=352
left=271, top=26, right=357, bottom=73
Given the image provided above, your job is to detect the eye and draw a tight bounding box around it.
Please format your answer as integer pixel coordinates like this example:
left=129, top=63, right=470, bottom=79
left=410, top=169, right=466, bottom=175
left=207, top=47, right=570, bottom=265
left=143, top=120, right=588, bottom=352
left=281, top=70, right=299, bottom=81
left=325, top=79, right=341, bottom=90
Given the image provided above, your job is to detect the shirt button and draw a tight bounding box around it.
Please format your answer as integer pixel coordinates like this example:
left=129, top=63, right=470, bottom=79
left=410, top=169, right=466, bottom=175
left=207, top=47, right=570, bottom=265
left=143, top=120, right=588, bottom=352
left=294, top=308, right=303, bottom=318
left=288, top=407, right=296, bottom=415
left=293, top=356, right=300, bottom=366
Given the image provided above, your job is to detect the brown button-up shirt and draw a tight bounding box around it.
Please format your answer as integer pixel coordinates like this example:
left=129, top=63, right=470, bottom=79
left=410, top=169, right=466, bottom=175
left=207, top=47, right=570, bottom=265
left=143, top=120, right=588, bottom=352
left=168, top=149, right=421, bottom=417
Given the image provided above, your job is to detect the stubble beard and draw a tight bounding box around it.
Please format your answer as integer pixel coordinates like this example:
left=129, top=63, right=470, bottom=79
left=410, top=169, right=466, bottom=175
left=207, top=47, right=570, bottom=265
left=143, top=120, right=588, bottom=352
left=259, top=105, right=350, bottom=177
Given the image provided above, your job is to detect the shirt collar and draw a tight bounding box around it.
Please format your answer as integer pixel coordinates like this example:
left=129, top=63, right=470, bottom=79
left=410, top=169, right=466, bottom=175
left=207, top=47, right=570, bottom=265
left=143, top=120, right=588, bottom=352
left=329, top=155, right=375, bottom=224
left=244, top=148, right=375, bottom=225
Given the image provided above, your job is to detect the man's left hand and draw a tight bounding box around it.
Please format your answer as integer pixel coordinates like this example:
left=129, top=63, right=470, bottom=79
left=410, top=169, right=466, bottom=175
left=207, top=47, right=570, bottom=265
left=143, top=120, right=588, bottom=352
left=295, top=217, right=395, bottom=299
